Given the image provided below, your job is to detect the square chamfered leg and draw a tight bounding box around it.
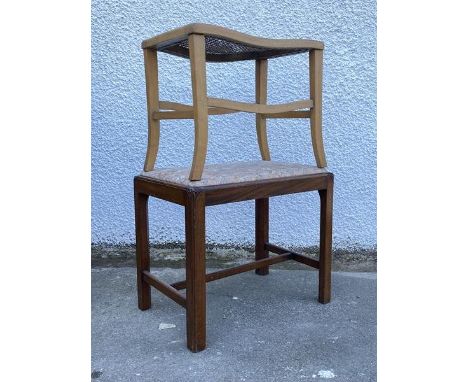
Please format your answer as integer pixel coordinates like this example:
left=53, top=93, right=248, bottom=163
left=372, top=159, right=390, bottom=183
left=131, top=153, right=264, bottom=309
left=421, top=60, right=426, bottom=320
left=185, top=191, right=207, bottom=352
left=134, top=190, right=151, bottom=310
left=318, top=175, right=334, bottom=304
left=255, top=198, right=269, bottom=275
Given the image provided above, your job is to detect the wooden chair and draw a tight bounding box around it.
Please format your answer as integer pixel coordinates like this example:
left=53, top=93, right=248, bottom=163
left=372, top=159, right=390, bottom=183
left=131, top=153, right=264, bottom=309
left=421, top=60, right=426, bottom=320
left=134, top=24, right=333, bottom=352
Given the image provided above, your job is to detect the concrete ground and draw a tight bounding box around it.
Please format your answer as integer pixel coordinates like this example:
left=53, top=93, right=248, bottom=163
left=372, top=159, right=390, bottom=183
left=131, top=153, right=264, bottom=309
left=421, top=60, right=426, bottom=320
left=92, top=267, right=376, bottom=382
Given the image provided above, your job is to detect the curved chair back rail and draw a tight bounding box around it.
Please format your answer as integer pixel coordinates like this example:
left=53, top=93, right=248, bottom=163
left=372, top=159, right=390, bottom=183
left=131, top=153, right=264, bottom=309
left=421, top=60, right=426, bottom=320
left=142, top=24, right=327, bottom=180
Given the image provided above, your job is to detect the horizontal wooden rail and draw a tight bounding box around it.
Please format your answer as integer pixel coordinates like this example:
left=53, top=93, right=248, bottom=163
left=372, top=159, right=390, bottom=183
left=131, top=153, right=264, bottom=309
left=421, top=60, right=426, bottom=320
left=260, top=111, right=311, bottom=119
left=171, top=253, right=293, bottom=290
left=292, top=253, right=320, bottom=269
left=142, top=270, right=187, bottom=307
left=207, top=97, right=313, bottom=114
left=154, top=99, right=313, bottom=119
left=265, top=243, right=320, bottom=269
left=153, top=108, right=236, bottom=120
left=265, top=242, right=292, bottom=255
left=159, top=100, right=193, bottom=111
left=154, top=100, right=236, bottom=119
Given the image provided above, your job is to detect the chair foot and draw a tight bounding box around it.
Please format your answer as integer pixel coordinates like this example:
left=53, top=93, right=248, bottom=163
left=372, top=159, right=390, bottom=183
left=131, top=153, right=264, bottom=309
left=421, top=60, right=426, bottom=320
left=187, top=342, right=206, bottom=353
left=138, top=303, right=151, bottom=311
left=318, top=294, right=331, bottom=304
left=138, top=287, right=151, bottom=310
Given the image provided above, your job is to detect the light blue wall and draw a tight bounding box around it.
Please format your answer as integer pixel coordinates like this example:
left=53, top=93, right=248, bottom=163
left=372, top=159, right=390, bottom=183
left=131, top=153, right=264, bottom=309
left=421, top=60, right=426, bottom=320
left=92, top=0, right=376, bottom=249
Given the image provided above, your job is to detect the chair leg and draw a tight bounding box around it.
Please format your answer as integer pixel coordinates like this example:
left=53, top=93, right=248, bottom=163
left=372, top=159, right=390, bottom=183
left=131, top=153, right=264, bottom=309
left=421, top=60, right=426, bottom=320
left=185, top=192, right=206, bottom=352
left=134, top=191, right=151, bottom=310
left=255, top=198, right=269, bottom=275
left=188, top=34, right=208, bottom=181
left=318, top=176, right=333, bottom=304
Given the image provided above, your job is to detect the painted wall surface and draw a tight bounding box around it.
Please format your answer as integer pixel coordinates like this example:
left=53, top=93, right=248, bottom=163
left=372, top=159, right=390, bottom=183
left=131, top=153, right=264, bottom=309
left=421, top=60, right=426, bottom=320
left=92, top=0, right=376, bottom=249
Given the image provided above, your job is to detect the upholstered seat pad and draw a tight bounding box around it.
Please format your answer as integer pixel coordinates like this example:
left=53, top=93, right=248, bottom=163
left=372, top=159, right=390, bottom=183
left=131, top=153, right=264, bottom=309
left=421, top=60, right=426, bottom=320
left=140, top=161, right=328, bottom=187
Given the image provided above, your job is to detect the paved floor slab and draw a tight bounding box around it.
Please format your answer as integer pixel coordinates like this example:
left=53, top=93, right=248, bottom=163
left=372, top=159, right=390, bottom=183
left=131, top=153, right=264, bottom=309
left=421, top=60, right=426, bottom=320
left=92, top=267, right=376, bottom=381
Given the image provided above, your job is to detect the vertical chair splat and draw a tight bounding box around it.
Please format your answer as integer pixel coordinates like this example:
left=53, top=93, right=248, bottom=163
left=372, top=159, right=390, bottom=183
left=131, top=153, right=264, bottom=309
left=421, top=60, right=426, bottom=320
left=255, top=59, right=271, bottom=160
left=188, top=34, right=209, bottom=181
left=309, top=49, right=327, bottom=168
left=143, top=49, right=161, bottom=172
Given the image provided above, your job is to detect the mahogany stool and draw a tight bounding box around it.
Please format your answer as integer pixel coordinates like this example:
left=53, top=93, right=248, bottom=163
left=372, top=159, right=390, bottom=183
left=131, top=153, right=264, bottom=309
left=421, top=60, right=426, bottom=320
left=135, top=24, right=333, bottom=352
